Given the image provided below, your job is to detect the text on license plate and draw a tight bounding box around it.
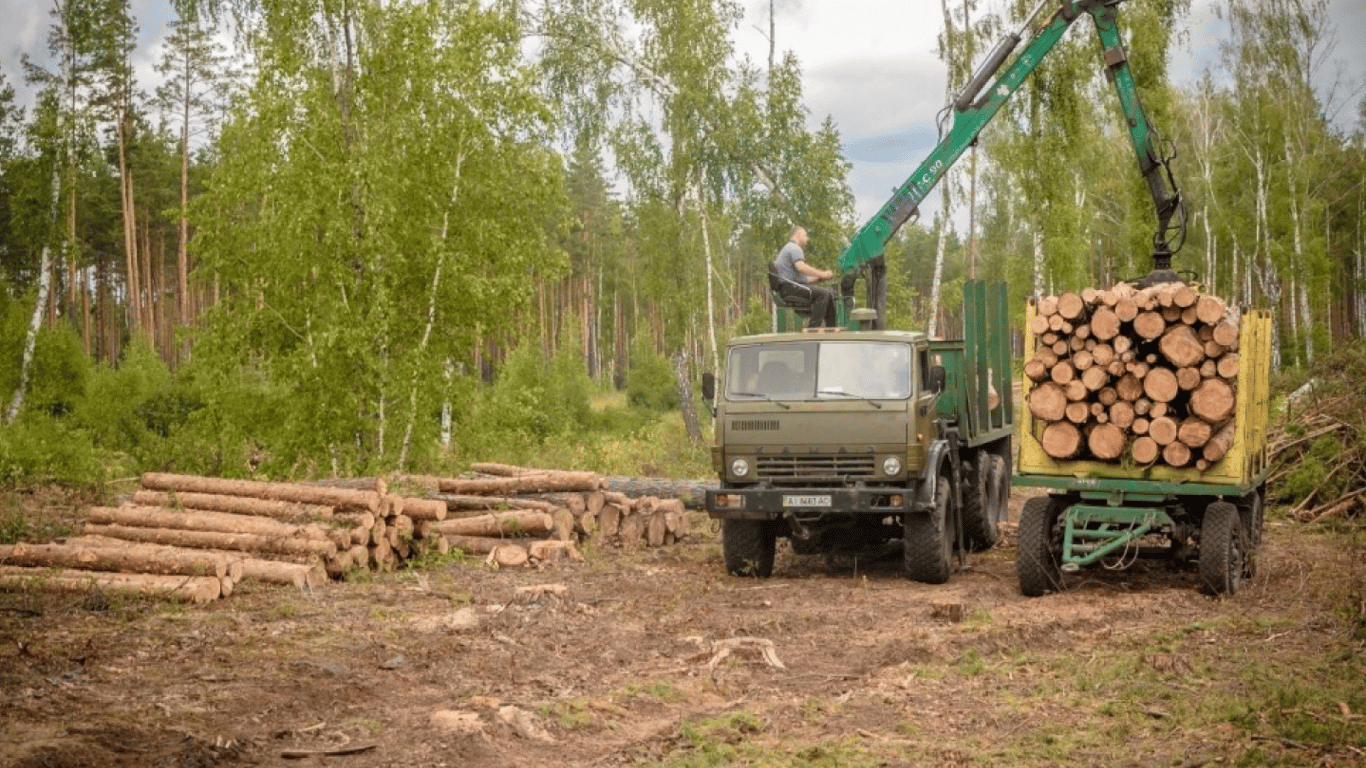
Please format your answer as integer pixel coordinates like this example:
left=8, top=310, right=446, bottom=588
left=783, top=494, right=831, bottom=508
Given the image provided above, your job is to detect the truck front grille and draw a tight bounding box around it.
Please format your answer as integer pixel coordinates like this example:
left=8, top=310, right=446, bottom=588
left=757, top=454, right=877, bottom=480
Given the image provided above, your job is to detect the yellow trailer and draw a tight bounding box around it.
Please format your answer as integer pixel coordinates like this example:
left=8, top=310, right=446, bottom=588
left=1013, top=303, right=1274, bottom=597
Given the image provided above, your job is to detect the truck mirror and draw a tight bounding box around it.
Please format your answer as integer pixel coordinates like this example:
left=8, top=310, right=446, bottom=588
left=928, top=365, right=946, bottom=394
left=701, top=372, right=715, bottom=401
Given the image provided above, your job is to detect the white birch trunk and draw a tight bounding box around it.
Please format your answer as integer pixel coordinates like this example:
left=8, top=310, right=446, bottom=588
left=6, top=167, right=62, bottom=424
left=698, top=176, right=718, bottom=367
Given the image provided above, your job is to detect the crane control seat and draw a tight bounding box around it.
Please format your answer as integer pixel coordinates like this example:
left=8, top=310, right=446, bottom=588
left=767, top=263, right=813, bottom=318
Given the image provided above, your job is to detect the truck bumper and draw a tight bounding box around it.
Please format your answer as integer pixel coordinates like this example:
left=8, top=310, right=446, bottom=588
left=705, top=486, right=917, bottom=521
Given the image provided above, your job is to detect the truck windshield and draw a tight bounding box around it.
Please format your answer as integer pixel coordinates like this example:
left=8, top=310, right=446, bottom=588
left=726, top=341, right=912, bottom=400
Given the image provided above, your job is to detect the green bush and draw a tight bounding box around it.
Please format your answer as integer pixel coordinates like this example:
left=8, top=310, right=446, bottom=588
left=626, top=341, right=678, bottom=412
left=0, top=412, right=110, bottom=488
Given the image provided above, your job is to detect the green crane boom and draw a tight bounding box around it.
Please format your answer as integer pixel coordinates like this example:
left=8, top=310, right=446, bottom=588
left=837, top=0, right=1186, bottom=326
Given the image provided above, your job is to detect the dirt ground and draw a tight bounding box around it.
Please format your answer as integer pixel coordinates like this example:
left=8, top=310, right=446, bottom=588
left=3, top=488, right=1365, bottom=768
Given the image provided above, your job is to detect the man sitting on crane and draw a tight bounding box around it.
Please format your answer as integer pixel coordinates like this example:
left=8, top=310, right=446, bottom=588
left=771, top=226, right=838, bottom=329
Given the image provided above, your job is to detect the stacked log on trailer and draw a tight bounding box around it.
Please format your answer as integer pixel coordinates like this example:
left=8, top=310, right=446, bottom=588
left=1025, top=281, right=1243, bottom=470
left=411, top=463, right=694, bottom=566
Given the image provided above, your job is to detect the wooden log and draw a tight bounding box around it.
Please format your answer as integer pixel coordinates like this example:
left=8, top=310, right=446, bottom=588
left=1116, top=373, right=1145, bottom=402
left=82, top=523, right=337, bottom=559
left=434, top=494, right=558, bottom=512
left=598, top=503, right=624, bottom=539
left=552, top=507, right=576, bottom=542
left=1189, top=378, right=1236, bottom=422
left=1131, top=435, right=1160, bottom=464
left=1027, top=382, right=1069, bottom=423
left=1202, top=421, right=1238, bottom=463
left=1212, top=315, right=1241, bottom=348
left=1040, top=422, right=1083, bottom=460
left=432, top=510, right=555, bottom=538
left=1177, top=417, right=1214, bottom=448
left=1195, top=294, right=1227, bottom=324
left=486, top=545, right=530, bottom=568
left=437, top=471, right=602, bottom=496
left=1087, top=423, right=1127, bottom=461
left=470, top=462, right=535, bottom=476
left=1, top=541, right=236, bottom=580
left=1089, top=307, right=1120, bottom=340
left=527, top=539, right=581, bottom=563
left=1108, top=401, right=1135, bottom=430
left=1115, top=296, right=1139, bottom=323
left=1162, top=442, right=1192, bottom=467
left=1036, top=295, right=1059, bottom=317
left=618, top=511, right=647, bottom=548
left=1049, top=360, right=1076, bottom=385
left=1176, top=366, right=1203, bottom=391
left=1216, top=353, right=1240, bottom=380
left=1030, top=313, right=1051, bottom=335
left=88, top=505, right=334, bottom=543
left=1072, top=349, right=1094, bottom=371
left=1143, top=367, right=1180, bottom=403
left=92, top=505, right=329, bottom=544
left=1064, top=380, right=1088, bottom=402
left=1148, top=416, right=1179, bottom=446
left=140, top=473, right=381, bottom=513
left=1057, top=291, right=1087, bottom=321
left=400, top=498, right=447, bottom=522
left=1098, top=386, right=1119, bottom=407
left=0, top=566, right=221, bottom=603
left=1133, top=311, right=1166, bottom=340
left=1150, top=402, right=1169, bottom=418
left=1065, top=402, right=1090, bottom=424
left=1159, top=324, right=1205, bottom=368
left=130, top=490, right=333, bottom=521
left=1080, top=366, right=1108, bottom=392
left=1173, top=284, right=1199, bottom=308
left=1131, top=417, right=1150, bottom=435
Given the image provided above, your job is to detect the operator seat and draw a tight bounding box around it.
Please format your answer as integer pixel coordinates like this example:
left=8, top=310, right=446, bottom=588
left=767, top=263, right=813, bottom=318
left=757, top=360, right=792, bottom=392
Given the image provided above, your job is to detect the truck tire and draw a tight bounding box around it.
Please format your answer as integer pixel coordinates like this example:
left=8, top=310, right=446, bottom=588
left=904, top=474, right=954, bottom=584
left=963, top=453, right=1008, bottom=551
left=1199, top=501, right=1246, bottom=596
left=1237, top=487, right=1264, bottom=550
left=1017, top=495, right=1064, bottom=597
left=722, top=519, right=776, bottom=578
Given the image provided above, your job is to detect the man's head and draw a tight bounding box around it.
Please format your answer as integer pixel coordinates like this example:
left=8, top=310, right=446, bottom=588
left=788, top=226, right=808, bottom=246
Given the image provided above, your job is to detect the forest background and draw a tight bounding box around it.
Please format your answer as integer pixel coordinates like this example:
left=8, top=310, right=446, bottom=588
left=0, top=0, right=1362, bottom=490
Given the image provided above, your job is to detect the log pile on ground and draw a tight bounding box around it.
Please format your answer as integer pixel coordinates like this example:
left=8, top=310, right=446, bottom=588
left=0, top=472, right=447, bottom=603
left=1025, top=281, right=1242, bottom=470
left=1, top=467, right=701, bottom=602
left=401, top=463, right=694, bottom=566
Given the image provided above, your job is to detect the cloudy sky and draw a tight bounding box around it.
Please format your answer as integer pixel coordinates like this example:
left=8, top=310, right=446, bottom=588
left=3, top=0, right=1362, bottom=229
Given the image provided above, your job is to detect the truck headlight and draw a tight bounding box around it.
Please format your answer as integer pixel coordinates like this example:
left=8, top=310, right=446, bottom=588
left=731, top=458, right=750, bottom=478
left=882, top=456, right=903, bottom=476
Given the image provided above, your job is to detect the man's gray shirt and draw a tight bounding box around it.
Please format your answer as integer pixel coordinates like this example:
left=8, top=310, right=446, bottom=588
left=773, top=241, right=809, bottom=285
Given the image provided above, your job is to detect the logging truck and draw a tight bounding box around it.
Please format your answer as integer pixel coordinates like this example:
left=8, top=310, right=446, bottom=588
left=701, top=280, right=1015, bottom=581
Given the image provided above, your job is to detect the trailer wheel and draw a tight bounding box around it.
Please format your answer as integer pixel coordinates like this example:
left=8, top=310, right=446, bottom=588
left=1199, top=501, right=1246, bottom=596
left=1017, top=495, right=1064, bottom=597
left=722, top=519, right=777, bottom=578
left=964, top=453, right=1009, bottom=551
left=904, top=473, right=954, bottom=584
left=1237, top=488, right=1265, bottom=550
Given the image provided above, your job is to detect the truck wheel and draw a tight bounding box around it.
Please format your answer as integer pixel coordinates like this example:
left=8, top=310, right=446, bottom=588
left=1199, top=501, right=1246, bottom=596
left=963, top=453, right=1008, bottom=551
left=1017, top=495, right=1064, bottom=597
left=722, top=519, right=776, bottom=578
left=1237, top=488, right=1264, bottom=550
left=904, top=474, right=954, bottom=584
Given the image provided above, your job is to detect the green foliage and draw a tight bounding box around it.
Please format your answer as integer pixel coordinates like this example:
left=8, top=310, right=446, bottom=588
left=625, top=339, right=678, bottom=412
left=0, top=412, right=108, bottom=488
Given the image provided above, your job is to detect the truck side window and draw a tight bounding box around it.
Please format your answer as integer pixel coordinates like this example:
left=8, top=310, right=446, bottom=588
left=918, top=350, right=931, bottom=391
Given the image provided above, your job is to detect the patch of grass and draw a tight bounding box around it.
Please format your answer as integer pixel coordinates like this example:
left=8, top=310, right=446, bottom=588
left=542, top=699, right=596, bottom=729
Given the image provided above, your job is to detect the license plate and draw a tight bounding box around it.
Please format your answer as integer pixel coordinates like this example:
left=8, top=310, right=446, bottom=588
left=783, top=494, right=831, bottom=508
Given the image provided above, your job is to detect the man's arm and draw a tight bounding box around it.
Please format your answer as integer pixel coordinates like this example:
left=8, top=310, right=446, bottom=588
left=795, top=258, right=833, bottom=283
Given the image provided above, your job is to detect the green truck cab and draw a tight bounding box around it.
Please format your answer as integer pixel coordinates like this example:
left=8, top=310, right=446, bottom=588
left=702, top=281, right=1014, bottom=582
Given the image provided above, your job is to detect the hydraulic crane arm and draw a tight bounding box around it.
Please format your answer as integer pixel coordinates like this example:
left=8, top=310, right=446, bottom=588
left=837, top=0, right=1186, bottom=324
